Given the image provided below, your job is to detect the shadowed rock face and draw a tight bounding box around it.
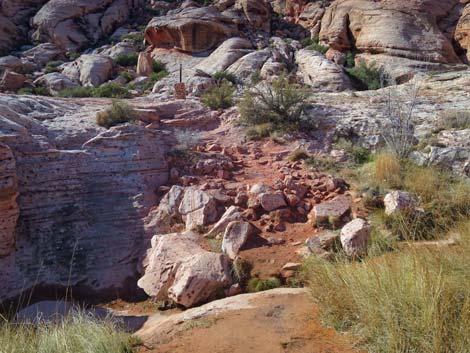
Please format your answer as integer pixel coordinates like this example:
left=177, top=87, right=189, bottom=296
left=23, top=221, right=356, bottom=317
left=0, top=95, right=169, bottom=304
left=145, top=5, right=238, bottom=53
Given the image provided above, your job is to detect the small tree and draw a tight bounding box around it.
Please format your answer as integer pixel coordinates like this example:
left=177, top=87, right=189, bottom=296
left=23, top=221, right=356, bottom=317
left=238, top=76, right=311, bottom=131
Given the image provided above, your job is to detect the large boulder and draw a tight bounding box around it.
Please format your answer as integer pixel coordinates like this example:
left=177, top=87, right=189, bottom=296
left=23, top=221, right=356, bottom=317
left=340, top=218, right=371, bottom=257
left=227, top=48, right=270, bottom=81
left=295, top=49, right=352, bottom=92
left=0, top=71, right=26, bottom=92
left=145, top=185, right=185, bottom=234
left=34, top=73, right=79, bottom=95
left=145, top=4, right=238, bottom=53
left=221, top=220, right=253, bottom=259
left=62, top=54, right=114, bottom=87
left=138, top=232, right=231, bottom=307
left=196, top=37, right=253, bottom=75
left=178, top=187, right=218, bottom=230
left=22, top=43, right=64, bottom=68
left=31, top=0, right=139, bottom=51
left=0, top=56, right=23, bottom=72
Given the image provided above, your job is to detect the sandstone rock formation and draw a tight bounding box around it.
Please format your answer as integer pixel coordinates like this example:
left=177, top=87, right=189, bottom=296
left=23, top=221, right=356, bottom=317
left=0, top=95, right=169, bottom=304
left=138, top=232, right=231, bottom=307
left=31, top=0, right=141, bottom=51
left=145, top=4, right=238, bottom=53
left=34, top=73, right=79, bottom=95
left=221, top=220, right=253, bottom=259
left=179, top=187, right=218, bottom=230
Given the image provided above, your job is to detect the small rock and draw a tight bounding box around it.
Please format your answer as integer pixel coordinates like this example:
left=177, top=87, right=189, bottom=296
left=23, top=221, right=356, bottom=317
left=259, top=192, right=287, bottom=212
left=340, top=218, right=371, bottom=257
left=384, top=190, right=418, bottom=216
left=282, top=262, right=301, bottom=271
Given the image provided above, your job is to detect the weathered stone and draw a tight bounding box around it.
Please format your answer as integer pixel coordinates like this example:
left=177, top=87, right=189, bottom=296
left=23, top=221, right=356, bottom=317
left=295, top=49, right=351, bottom=92
left=340, top=218, right=371, bottom=257
left=0, top=143, right=19, bottom=258
left=34, top=73, right=79, bottom=95
left=384, top=190, right=418, bottom=216
left=235, top=0, right=271, bottom=32
left=145, top=4, right=238, bottom=53
left=138, top=232, right=231, bottom=308
left=137, top=51, right=154, bottom=76
left=0, top=56, right=23, bottom=72
left=145, top=185, right=185, bottom=235
left=227, top=49, right=270, bottom=81
left=221, top=220, right=253, bottom=259
left=178, top=187, right=218, bottom=230
left=205, top=205, right=242, bottom=238
left=0, top=71, right=26, bottom=92
left=310, top=195, right=351, bottom=223
left=259, top=192, right=287, bottom=212
left=62, top=54, right=114, bottom=87
left=22, top=43, right=63, bottom=67
left=305, top=231, right=338, bottom=252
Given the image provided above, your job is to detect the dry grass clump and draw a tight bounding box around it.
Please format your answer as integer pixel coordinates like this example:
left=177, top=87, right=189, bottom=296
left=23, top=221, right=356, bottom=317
left=303, top=220, right=470, bottom=353
left=96, top=101, right=135, bottom=128
left=361, top=152, right=470, bottom=240
left=0, top=311, right=138, bottom=353
left=201, top=81, right=235, bottom=110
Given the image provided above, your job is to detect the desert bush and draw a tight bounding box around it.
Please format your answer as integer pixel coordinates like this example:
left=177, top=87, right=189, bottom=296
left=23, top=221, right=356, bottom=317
left=288, top=149, right=309, bottom=162
left=114, top=53, right=138, bottom=67
left=231, top=257, right=252, bottom=285
left=250, top=71, right=262, bottom=85
left=0, top=311, right=138, bottom=353
left=346, top=61, right=383, bottom=91
left=58, top=86, right=93, bottom=98
left=66, top=52, right=80, bottom=61
left=333, top=138, right=372, bottom=165
left=247, top=277, right=281, bottom=292
left=305, top=35, right=329, bottom=54
left=245, top=123, right=273, bottom=141
left=122, top=33, right=145, bottom=48
left=18, top=86, right=50, bottom=96
left=92, top=83, right=132, bottom=98
left=201, top=81, right=235, bottom=110
left=152, top=59, right=166, bottom=73
left=44, top=60, right=62, bottom=74
left=142, top=70, right=169, bottom=91
left=238, top=76, right=311, bottom=133
left=96, top=100, right=135, bottom=128
left=380, top=76, right=420, bottom=159
left=303, top=221, right=470, bottom=353
left=371, top=152, right=402, bottom=189
left=212, top=71, right=237, bottom=85
left=119, top=71, right=133, bottom=82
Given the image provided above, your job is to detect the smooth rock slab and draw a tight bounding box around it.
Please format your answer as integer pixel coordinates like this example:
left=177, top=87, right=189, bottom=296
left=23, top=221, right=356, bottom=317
left=221, top=220, right=253, bottom=259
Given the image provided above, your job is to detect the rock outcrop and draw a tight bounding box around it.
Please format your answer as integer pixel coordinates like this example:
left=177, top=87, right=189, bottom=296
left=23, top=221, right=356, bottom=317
left=31, top=0, right=141, bottom=51
left=0, top=94, right=169, bottom=304
left=340, top=218, right=371, bottom=257
left=145, top=4, right=238, bottom=53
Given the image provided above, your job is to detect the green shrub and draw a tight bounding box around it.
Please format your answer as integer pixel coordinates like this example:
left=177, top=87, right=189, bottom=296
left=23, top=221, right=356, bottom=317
left=247, top=277, right=282, bottom=292
left=345, top=51, right=356, bottom=68
left=58, top=86, right=93, bottom=98
left=245, top=123, right=273, bottom=141
left=114, top=53, right=138, bottom=67
left=303, top=222, right=470, bottom=353
left=66, top=52, right=80, bottom=61
left=18, top=86, right=50, bottom=96
left=92, top=83, right=132, bottom=98
left=305, top=34, right=329, bottom=54
left=333, top=138, right=372, bottom=165
left=44, top=60, right=62, bottom=74
left=346, top=61, right=384, bottom=91
left=119, top=71, right=133, bottom=82
left=201, top=81, right=235, bottom=110
left=152, top=60, right=166, bottom=73
left=0, top=311, right=139, bottom=353
left=122, top=33, right=145, bottom=47
left=142, top=70, right=169, bottom=91
left=96, top=100, right=135, bottom=128
left=238, top=76, right=311, bottom=132
left=250, top=71, right=262, bottom=85
left=212, top=71, right=237, bottom=85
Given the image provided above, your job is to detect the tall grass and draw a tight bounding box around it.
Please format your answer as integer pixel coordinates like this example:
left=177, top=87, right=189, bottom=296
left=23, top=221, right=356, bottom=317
left=0, top=311, right=137, bottom=353
left=303, top=221, right=470, bottom=353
